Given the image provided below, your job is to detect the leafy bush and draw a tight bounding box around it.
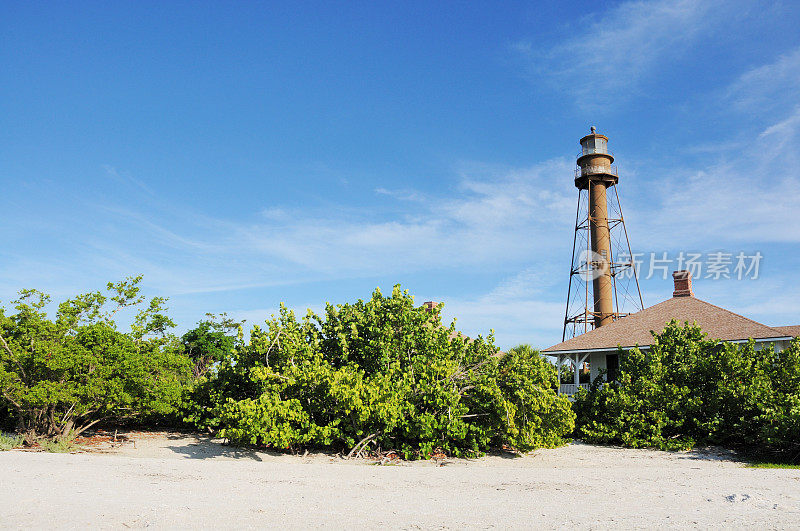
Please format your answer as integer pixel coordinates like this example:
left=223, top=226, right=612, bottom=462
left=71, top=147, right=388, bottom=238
left=181, top=314, right=242, bottom=378
left=0, top=431, right=23, bottom=451
left=0, top=277, right=193, bottom=441
left=573, top=321, right=800, bottom=461
left=188, top=286, right=574, bottom=458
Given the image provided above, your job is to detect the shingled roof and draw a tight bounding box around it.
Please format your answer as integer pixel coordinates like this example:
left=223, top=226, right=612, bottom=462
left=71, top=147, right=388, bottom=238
left=773, top=325, right=800, bottom=338
left=544, top=271, right=795, bottom=354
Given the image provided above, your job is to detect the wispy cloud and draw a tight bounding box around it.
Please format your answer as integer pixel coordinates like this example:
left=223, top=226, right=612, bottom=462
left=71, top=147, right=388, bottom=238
left=102, top=165, right=156, bottom=197
left=373, top=187, right=426, bottom=202
left=8, top=105, right=798, bottom=345
left=484, top=267, right=557, bottom=301
left=629, top=77, right=800, bottom=249
left=186, top=158, right=574, bottom=285
left=440, top=284, right=566, bottom=350
left=0, top=157, right=578, bottom=299
left=514, top=0, right=722, bottom=107
left=727, top=47, right=800, bottom=117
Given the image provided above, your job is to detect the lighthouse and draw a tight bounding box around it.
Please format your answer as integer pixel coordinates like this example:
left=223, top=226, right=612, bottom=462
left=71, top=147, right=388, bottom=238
left=562, top=128, right=643, bottom=340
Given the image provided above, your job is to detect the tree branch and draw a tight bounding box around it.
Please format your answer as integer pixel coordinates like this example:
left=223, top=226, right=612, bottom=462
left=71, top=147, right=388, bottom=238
left=0, top=332, right=27, bottom=381
left=74, top=417, right=105, bottom=438
left=1, top=389, right=22, bottom=410
left=347, top=432, right=380, bottom=458
left=265, top=329, right=282, bottom=365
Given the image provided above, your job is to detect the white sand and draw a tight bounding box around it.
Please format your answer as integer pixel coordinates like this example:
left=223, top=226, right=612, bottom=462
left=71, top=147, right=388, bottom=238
left=1, top=432, right=798, bottom=529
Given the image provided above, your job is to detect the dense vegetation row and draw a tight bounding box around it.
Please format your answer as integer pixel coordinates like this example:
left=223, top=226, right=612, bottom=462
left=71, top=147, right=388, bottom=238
left=0, top=278, right=574, bottom=457
left=0, top=278, right=796, bottom=462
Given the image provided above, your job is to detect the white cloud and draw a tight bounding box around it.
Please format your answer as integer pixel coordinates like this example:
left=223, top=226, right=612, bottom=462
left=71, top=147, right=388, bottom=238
left=10, top=41, right=800, bottom=346
left=735, top=293, right=800, bottom=322
left=727, top=47, right=800, bottom=116
left=439, top=280, right=566, bottom=351
left=624, top=49, right=800, bottom=248
left=0, top=156, right=578, bottom=302
left=515, top=0, right=723, bottom=106
left=148, top=157, right=578, bottom=292
left=13, top=112, right=797, bottom=347
left=485, top=267, right=556, bottom=301
left=102, top=165, right=155, bottom=197
left=631, top=114, right=800, bottom=250
left=373, top=187, right=425, bottom=202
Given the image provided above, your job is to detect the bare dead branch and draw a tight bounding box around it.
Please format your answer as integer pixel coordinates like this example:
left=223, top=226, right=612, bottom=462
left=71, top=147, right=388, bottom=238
left=74, top=417, right=105, bottom=438
left=347, top=432, right=379, bottom=458
left=265, top=329, right=282, bottom=365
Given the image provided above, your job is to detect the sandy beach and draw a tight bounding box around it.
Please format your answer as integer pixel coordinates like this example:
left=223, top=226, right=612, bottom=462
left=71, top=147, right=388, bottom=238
left=0, top=432, right=798, bottom=529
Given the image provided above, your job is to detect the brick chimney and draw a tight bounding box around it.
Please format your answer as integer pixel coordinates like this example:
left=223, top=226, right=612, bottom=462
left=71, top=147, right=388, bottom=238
left=672, top=270, right=694, bottom=297
left=423, top=301, right=437, bottom=312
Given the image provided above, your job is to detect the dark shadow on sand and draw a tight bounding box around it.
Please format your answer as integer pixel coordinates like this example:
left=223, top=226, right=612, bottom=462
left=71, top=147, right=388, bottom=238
left=677, top=446, right=743, bottom=463
left=163, top=433, right=275, bottom=461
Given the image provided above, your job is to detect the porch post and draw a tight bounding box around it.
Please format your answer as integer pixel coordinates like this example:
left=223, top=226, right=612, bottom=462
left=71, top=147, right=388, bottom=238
left=574, top=353, right=579, bottom=386
left=557, top=355, right=562, bottom=395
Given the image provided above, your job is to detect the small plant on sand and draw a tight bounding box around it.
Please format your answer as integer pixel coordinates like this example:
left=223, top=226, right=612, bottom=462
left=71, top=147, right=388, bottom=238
left=40, top=434, right=80, bottom=453
left=0, top=431, right=23, bottom=451
left=747, top=462, right=800, bottom=469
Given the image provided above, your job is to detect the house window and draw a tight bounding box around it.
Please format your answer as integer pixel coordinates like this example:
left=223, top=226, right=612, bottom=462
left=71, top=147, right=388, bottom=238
left=606, top=353, right=619, bottom=382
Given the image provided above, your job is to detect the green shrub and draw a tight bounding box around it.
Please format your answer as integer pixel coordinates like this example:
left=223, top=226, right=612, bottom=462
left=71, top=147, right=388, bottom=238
left=181, top=314, right=242, bottom=378
left=573, top=322, right=800, bottom=461
left=40, top=436, right=79, bottom=453
left=0, top=277, right=193, bottom=441
left=496, top=345, right=576, bottom=448
left=188, top=286, right=574, bottom=459
left=0, top=431, right=23, bottom=451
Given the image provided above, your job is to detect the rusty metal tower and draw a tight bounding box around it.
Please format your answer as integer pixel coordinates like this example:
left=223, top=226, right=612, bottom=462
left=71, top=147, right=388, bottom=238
left=562, top=127, right=643, bottom=340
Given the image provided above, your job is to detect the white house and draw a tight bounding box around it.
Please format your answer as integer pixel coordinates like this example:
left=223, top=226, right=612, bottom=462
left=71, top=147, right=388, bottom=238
left=544, top=271, right=799, bottom=396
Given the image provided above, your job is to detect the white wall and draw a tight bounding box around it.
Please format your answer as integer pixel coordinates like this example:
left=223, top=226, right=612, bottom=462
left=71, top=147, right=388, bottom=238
left=589, top=352, right=607, bottom=382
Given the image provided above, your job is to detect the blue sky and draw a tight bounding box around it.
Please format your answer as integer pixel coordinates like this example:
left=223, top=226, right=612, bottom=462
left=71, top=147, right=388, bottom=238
left=2, top=0, right=800, bottom=350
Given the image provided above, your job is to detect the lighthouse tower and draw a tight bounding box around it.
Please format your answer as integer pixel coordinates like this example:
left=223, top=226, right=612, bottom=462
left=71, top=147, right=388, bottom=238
left=562, top=127, right=643, bottom=340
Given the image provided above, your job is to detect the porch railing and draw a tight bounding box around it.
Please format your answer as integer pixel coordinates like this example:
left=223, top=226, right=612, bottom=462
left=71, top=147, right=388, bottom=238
left=559, top=383, right=590, bottom=396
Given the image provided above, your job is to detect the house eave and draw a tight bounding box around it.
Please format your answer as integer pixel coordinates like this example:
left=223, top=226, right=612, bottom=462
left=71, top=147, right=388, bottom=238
left=543, top=336, right=792, bottom=356
left=544, top=345, right=636, bottom=356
